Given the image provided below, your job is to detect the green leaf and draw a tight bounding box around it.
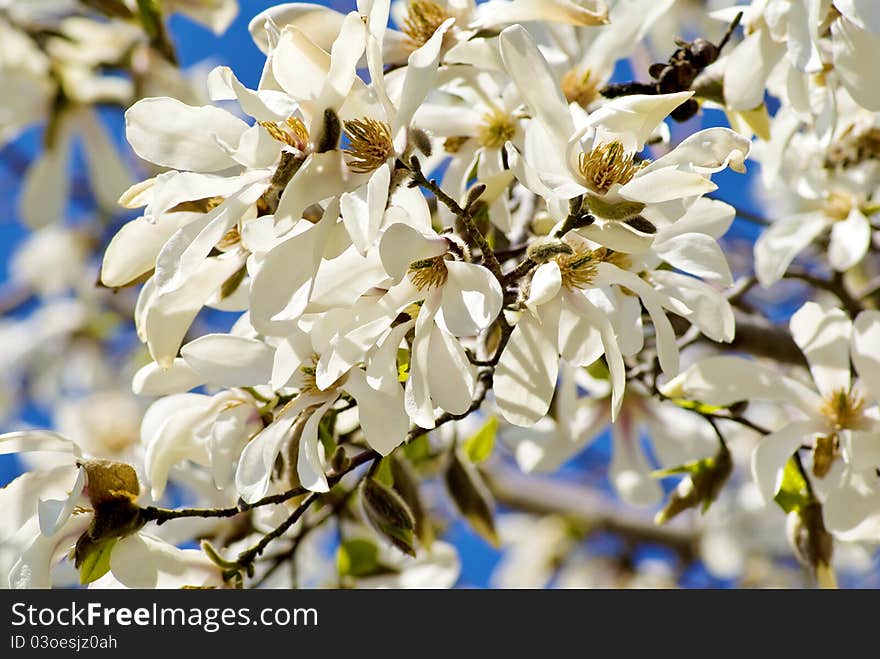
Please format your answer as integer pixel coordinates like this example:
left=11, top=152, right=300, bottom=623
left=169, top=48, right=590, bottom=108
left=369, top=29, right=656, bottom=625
left=463, top=416, right=498, bottom=464
left=445, top=453, right=499, bottom=547
left=373, top=457, right=395, bottom=488
left=584, top=358, right=610, bottom=381
left=360, top=478, right=416, bottom=557
left=78, top=537, right=118, bottom=585
left=337, top=539, right=380, bottom=578
left=668, top=398, right=724, bottom=415
left=774, top=458, right=810, bottom=514
left=404, top=434, right=431, bottom=464
left=397, top=348, right=410, bottom=383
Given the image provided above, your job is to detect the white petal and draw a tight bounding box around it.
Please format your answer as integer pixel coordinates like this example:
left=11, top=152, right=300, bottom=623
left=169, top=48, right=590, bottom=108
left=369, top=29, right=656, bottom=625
left=852, top=310, right=880, bottom=404
left=249, top=3, right=347, bottom=54
left=585, top=92, right=693, bottom=151
left=101, top=213, right=194, bottom=288
left=754, top=212, right=827, bottom=287
left=661, top=355, right=823, bottom=413
left=576, top=220, right=654, bottom=254
left=124, top=98, right=247, bottom=172
left=525, top=262, right=562, bottom=314
left=653, top=232, right=733, bottom=285
left=611, top=415, right=662, bottom=506
left=831, top=18, right=880, bottom=111
left=274, top=151, right=348, bottom=224
left=181, top=334, right=275, bottom=387
left=438, top=261, right=504, bottom=337
left=366, top=320, right=415, bottom=397
left=563, top=290, right=626, bottom=419
left=379, top=222, right=448, bottom=282
left=38, top=466, right=86, bottom=537
left=0, top=430, right=81, bottom=458
left=822, top=476, right=880, bottom=542
left=618, top=166, right=716, bottom=204
left=109, top=534, right=221, bottom=589
left=751, top=421, right=822, bottom=503
left=834, top=0, right=880, bottom=33
left=21, top=130, right=71, bottom=229
left=145, top=254, right=244, bottom=368
left=341, top=163, right=390, bottom=254
left=207, top=65, right=298, bottom=122
left=498, top=25, right=575, bottom=150
left=392, top=18, right=454, bottom=136
left=298, top=398, right=336, bottom=493
left=651, top=271, right=735, bottom=343
left=249, top=215, right=332, bottom=335
left=495, top=300, right=561, bottom=426
left=480, top=0, right=609, bottom=26
left=723, top=29, right=783, bottom=111
left=343, top=369, right=408, bottom=456
left=132, top=359, right=205, bottom=395
left=596, top=263, right=679, bottom=376
left=644, top=127, right=751, bottom=174
left=426, top=322, right=477, bottom=415
left=828, top=208, right=870, bottom=272
left=77, top=108, right=133, bottom=211
left=272, top=26, right=330, bottom=102
left=790, top=302, right=852, bottom=398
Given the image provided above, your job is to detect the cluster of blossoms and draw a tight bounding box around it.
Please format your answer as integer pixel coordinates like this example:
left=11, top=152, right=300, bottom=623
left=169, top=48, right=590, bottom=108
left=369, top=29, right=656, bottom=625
left=2, top=0, right=880, bottom=589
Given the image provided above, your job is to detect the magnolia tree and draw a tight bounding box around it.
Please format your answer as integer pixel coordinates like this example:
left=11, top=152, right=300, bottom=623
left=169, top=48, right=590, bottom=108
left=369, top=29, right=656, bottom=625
left=2, top=0, right=880, bottom=590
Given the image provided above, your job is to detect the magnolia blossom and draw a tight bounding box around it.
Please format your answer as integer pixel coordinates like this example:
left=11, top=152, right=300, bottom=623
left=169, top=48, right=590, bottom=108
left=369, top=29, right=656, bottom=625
left=0, top=431, right=223, bottom=589
left=504, top=363, right=717, bottom=506
left=716, top=0, right=880, bottom=124
left=663, top=301, right=880, bottom=541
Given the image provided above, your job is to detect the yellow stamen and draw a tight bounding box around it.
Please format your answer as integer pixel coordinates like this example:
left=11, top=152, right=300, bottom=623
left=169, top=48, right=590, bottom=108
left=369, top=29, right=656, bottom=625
left=408, top=255, right=449, bottom=291
left=822, top=191, right=853, bottom=222
left=444, top=136, right=470, bottom=153
left=578, top=140, right=646, bottom=193
left=819, top=387, right=865, bottom=430
left=260, top=116, right=309, bottom=150
left=401, top=1, right=450, bottom=51
left=343, top=117, right=394, bottom=174
left=556, top=250, right=599, bottom=290
left=477, top=109, right=517, bottom=149
left=561, top=68, right=599, bottom=108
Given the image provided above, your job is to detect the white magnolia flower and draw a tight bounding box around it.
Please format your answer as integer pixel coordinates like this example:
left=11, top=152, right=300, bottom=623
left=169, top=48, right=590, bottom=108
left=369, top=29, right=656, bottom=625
left=716, top=0, right=880, bottom=121
left=498, top=24, right=749, bottom=254
left=141, top=390, right=263, bottom=501
left=0, top=431, right=222, bottom=588
left=504, top=363, right=717, bottom=505
left=663, top=301, right=880, bottom=541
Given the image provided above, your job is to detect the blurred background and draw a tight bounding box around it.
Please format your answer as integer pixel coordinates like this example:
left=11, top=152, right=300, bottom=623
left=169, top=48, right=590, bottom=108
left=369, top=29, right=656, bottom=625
left=1, top=0, right=877, bottom=588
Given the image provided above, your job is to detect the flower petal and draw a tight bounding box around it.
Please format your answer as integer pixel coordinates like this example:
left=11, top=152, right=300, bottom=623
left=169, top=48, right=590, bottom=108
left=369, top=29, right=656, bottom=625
left=828, top=208, right=870, bottom=272
left=754, top=212, right=827, bottom=287
left=852, top=310, right=880, bottom=404
left=343, top=368, right=408, bottom=456
left=125, top=98, right=247, bottom=172
left=438, top=261, right=504, bottom=337
left=790, top=301, right=852, bottom=398
left=181, top=334, right=275, bottom=387
left=495, top=299, right=561, bottom=427
left=751, top=420, right=823, bottom=503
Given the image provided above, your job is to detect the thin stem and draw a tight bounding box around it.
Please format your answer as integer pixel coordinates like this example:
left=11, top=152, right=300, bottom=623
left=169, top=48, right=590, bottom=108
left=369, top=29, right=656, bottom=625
left=407, top=156, right=505, bottom=286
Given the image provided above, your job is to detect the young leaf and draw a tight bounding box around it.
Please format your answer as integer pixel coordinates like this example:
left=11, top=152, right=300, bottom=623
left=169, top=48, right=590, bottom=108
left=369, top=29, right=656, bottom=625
left=337, top=539, right=380, bottom=578
left=360, top=478, right=417, bottom=557
left=774, top=457, right=810, bottom=514
left=445, top=453, right=499, bottom=547
left=77, top=537, right=118, bottom=585
left=463, top=416, right=498, bottom=464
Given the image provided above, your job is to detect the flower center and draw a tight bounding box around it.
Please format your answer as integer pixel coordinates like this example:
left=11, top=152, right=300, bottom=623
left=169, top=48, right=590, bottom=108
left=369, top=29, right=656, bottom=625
left=820, top=387, right=865, bottom=430
left=343, top=117, right=394, bottom=174
left=477, top=109, right=516, bottom=149
left=578, top=140, right=645, bottom=193
left=401, top=1, right=450, bottom=51
left=822, top=191, right=853, bottom=221
left=408, top=255, right=449, bottom=291
left=561, top=68, right=598, bottom=108
left=297, top=355, right=343, bottom=396
left=556, top=250, right=598, bottom=290
left=260, top=116, right=309, bottom=151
